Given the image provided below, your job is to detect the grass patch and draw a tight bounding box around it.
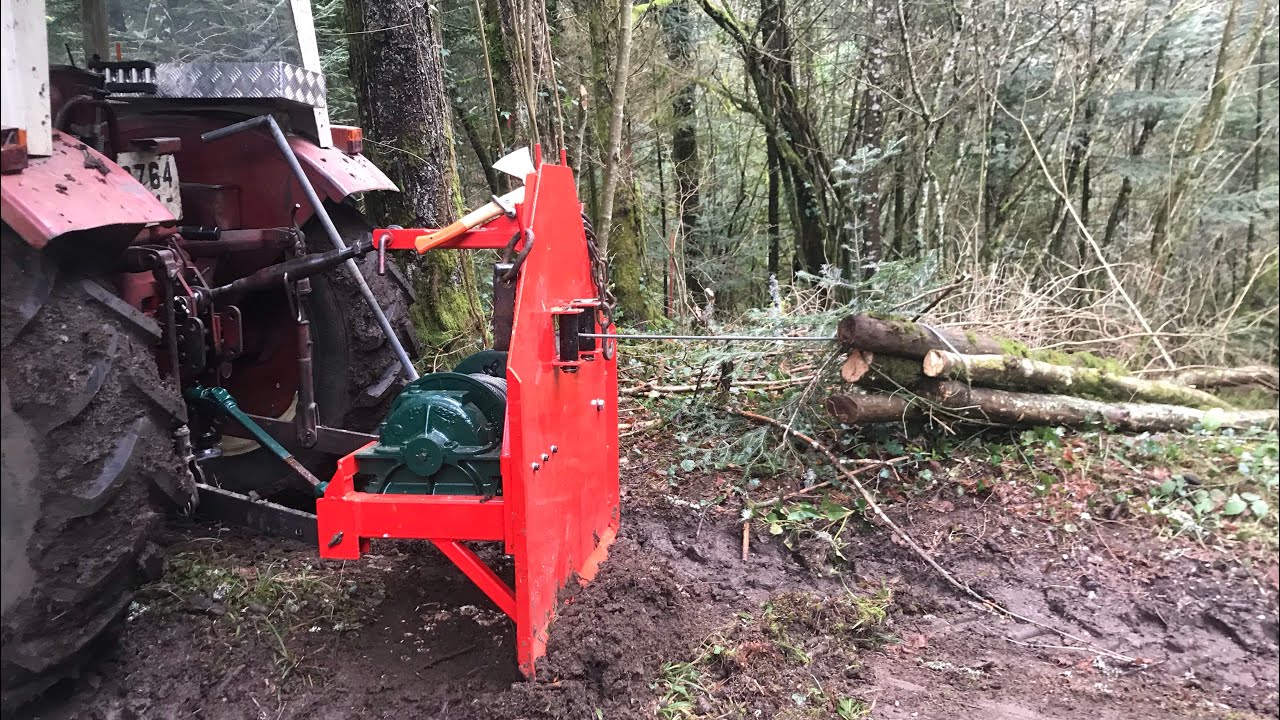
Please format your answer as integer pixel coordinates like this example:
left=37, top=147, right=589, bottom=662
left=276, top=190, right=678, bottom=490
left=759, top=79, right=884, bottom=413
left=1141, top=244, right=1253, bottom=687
left=652, top=589, right=889, bottom=719
left=134, top=546, right=384, bottom=679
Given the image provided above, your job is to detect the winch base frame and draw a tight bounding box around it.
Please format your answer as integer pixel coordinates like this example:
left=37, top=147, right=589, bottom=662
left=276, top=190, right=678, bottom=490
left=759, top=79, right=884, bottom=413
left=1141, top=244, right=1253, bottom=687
left=316, top=160, right=619, bottom=678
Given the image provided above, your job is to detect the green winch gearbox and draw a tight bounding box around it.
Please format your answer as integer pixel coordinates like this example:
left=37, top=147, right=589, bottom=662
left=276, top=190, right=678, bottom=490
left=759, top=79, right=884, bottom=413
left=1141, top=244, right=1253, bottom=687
left=353, top=368, right=506, bottom=496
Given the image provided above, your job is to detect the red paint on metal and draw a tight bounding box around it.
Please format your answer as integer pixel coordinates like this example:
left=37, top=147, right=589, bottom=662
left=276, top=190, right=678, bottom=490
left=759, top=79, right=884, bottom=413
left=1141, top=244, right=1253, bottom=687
left=433, top=540, right=518, bottom=619
left=373, top=219, right=521, bottom=252
left=110, top=115, right=395, bottom=235
left=0, top=131, right=175, bottom=248
left=317, top=163, right=619, bottom=678
left=107, top=114, right=397, bottom=415
left=317, top=445, right=508, bottom=551
left=503, top=164, right=619, bottom=675
left=289, top=135, right=396, bottom=201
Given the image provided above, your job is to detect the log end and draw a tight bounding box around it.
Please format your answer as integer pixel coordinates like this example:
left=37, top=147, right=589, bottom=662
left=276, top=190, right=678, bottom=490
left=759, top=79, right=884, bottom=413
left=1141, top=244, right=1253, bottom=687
left=922, top=349, right=945, bottom=377
left=840, top=350, right=873, bottom=383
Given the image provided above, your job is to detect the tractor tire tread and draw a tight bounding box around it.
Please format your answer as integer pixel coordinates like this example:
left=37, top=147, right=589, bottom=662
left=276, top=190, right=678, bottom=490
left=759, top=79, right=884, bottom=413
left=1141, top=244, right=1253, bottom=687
left=1, top=228, right=190, bottom=712
left=305, top=205, right=418, bottom=432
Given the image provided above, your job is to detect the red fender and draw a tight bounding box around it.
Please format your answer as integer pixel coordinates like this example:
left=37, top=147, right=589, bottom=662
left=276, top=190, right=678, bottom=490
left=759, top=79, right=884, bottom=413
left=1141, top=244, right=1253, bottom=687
left=2, top=122, right=397, bottom=249
left=289, top=135, right=398, bottom=205
left=0, top=131, right=176, bottom=248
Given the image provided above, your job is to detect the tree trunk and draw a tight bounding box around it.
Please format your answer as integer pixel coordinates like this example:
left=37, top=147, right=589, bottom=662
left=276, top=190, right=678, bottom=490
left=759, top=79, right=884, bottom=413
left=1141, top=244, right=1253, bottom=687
left=494, top=0, right=556, bottom=148
left=1149, top=0, right=1258, bottom=280
left=658, top=0, right=703, bottom=296
left=698, top=0, right=848, bottom=277
left=595, top=0, right=635, bottom=257
left=921, top=350, right=1232, bottom=409
left=825, top=392, right=914, bottom=424
left=766, top=133, right=782, bottom=276
left=856, top=0, right=887, bottom=278
left=346, top=0, right=485, bottom=361
left=610, top=180, right=662, bottom=323
left=836, top=315, right=1005, bottom=357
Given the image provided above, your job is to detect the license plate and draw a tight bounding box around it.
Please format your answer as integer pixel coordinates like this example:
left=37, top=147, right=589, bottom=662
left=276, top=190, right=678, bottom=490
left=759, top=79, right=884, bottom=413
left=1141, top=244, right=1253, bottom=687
left=116, top=151, right=182, bottom=218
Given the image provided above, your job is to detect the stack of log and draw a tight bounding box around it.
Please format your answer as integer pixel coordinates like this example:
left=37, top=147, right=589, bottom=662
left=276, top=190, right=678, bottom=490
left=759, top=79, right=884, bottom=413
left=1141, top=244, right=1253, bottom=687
left=826, top=315, right=1280, bottom=432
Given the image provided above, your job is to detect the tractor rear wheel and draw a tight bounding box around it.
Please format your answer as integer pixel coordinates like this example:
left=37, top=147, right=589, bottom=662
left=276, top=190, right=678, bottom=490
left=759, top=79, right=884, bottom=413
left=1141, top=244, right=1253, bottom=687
left=0, top=227, right=192, bottom=711
left=204, top=205, right=418, bottom=495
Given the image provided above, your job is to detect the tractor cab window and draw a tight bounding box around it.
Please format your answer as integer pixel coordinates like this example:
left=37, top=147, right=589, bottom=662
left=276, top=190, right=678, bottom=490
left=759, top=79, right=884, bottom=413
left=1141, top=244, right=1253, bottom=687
left=48, top=0, right=303, bottom=66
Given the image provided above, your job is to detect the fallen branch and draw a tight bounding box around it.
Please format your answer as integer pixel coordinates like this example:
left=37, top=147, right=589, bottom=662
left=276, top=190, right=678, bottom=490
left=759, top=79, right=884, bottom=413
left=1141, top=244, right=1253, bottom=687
left=922, top=350, right=1232, bottom=409
left=727, top=406, right=1138, bottom=664
left=1167, top=365, right=1279, bottom=391
left=618, top=418, right=665, bottom=437
left=749, top=455, right=911, bottom=509
left=827, top=383, right=1277, bottom=431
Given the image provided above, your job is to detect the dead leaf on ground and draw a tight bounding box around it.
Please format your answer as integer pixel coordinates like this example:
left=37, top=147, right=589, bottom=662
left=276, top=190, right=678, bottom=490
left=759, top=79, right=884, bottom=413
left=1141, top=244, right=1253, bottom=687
left=904, top=633, right=930, bottom=649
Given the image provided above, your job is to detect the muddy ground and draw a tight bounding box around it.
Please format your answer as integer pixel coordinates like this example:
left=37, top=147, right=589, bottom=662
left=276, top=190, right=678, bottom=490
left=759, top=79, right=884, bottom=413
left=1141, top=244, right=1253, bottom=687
left=21, top=435, right=1280, bottom=720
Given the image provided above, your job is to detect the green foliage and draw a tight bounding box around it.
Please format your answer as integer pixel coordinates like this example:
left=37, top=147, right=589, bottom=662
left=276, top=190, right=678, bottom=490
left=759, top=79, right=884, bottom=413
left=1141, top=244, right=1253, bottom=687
left=314, top=0, right=356, bottom=125
left=1133, top=428, right=1280, bottom=541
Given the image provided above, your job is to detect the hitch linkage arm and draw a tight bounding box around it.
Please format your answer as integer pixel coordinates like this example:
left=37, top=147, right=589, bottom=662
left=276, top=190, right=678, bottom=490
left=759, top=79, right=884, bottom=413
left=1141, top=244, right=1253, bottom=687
left=194, top=236, right=374, bottom=307
left=186, top=385, right=326, bottom=495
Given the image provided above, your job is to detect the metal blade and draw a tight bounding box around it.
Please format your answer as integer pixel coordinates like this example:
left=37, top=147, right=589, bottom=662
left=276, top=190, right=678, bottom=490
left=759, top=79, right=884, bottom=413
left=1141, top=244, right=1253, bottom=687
left=193, top=483, right=318, bottom=544
left=493, top=147, right=536, bottom=179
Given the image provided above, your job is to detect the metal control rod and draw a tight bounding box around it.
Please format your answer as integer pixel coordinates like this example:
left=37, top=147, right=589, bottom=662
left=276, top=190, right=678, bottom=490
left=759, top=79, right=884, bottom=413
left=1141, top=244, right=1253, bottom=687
left=202, top=115, right=420, bottom=381
left=581, top=333, right=835, bottom=342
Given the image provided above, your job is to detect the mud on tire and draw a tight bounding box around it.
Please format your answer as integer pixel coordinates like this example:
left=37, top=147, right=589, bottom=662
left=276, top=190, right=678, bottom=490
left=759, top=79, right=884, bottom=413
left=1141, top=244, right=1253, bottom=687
left=0, top=228, right=191, bottom=711
left=305, top=203, right=419, bottom=432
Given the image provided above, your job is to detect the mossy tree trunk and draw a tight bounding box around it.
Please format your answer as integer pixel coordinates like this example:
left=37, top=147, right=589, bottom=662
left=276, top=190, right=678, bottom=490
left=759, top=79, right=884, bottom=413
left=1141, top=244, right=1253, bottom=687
left=826, top=384, right=1278, bottom=431
left=346, top=0, right=486, bottom=367
left=576, top=0, right=660, bottom=325
left=611, top=180, right=661, bottom=323
left=839, top=351, right=927, bottom=392
left=921, top=350, right=1232, bottom=409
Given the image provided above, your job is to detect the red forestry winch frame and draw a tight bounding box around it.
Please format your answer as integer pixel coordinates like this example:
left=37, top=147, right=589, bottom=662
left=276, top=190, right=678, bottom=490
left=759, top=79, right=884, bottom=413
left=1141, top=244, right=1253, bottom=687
left=317, top=149, right=620, bottom=677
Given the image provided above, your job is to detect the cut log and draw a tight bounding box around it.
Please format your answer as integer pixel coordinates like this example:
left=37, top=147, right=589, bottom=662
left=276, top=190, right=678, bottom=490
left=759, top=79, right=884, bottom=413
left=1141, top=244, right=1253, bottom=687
left=930, top=381, right=1276, bottom=432
left=837, top=315, right=1005, bottom=358
left=840, top=352, right=927, bottom=391
left=1169, top=366, right=1279, bottom=391
left=825, top=392, right=918, bottom=424
left=922, top=350, right=1232, bottom=410
left=839, top=350, right=873, bottom=383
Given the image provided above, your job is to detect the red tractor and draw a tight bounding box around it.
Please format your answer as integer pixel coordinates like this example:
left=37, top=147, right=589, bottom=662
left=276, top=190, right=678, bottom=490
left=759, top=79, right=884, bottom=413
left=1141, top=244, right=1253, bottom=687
left=1, top=0, right=620, bottom=708
left=1, top=0, right=416, bottom=707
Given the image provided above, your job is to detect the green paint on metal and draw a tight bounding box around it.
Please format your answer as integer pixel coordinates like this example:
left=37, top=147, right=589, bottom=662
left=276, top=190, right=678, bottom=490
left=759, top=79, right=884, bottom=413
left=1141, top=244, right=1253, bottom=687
left=186, top=385, right=323, bottom=494
left=354, top=372, right=506, bottom=496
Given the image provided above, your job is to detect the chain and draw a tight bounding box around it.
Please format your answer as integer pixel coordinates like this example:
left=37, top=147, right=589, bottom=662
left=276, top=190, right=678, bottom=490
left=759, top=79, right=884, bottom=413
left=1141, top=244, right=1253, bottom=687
left=583, top=213, right=615, bottom=323
left=582, top=213, right=617, bottom=359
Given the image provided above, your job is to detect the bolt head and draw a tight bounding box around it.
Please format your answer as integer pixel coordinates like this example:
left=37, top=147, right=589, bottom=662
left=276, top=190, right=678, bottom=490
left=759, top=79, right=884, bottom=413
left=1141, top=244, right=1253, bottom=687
left=531, top=462, right=541, bottom=471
